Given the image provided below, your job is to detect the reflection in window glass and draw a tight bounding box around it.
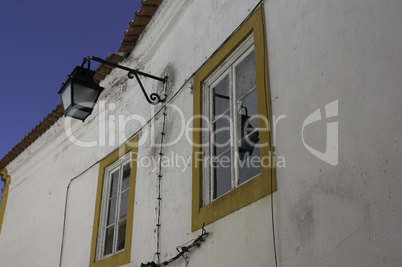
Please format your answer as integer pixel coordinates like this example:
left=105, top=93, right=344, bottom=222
left=237, top=89, right=260, bottom=161
left=213, top=75, right=230, bottom=116
left=213, top=151, right=232, bottom=198
left=235, top=51, right=261, bottom=185
left=107, top=198, right=117, bottom=226
left=235, top=50, right=256, bottom=100
left=237, top=90, right=259, bottom=129
left=238, top=145, right=261, bottom=184
left=122, top=164, right=130, bottom=191
left=119, top=191, right=129, bottom=219
left=117, top=220, right=127, bottom=251
left=110, top=170, right=119, bottom=197
left=213, top=115, right=231, bottom=156
left=104, top=226, right=114, bottom=256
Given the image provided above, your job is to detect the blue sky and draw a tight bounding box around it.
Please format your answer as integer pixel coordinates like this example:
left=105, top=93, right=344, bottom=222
left=0, top=0, right=143, bottom=198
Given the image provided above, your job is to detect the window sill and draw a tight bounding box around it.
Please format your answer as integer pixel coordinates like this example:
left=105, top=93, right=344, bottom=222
left=192, top=170, right=275, bottom=231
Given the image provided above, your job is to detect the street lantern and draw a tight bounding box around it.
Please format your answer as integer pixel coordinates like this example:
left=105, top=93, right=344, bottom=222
left=58, top=66, right=104, bottom=121
left=58, top=56, right=167, bottom=122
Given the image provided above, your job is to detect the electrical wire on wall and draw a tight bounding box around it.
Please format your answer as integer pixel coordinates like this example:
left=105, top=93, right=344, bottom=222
left=141, top=223, right=209, bottom=267
left=58, top=160, right=101, bottom=267
left=260, top=0, right=279, bottom=266
left=155, top=80, right=168, bottom=263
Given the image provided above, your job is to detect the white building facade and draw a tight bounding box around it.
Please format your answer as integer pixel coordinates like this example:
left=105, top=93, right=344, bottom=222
left=0, top=0, right=402, bottom=266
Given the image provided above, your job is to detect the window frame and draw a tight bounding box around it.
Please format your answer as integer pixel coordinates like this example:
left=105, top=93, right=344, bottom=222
left=96, top=153, right=131, bottom=261
left=192, top=5, right=275, bottom=231
left=203, top=35, right=259, bottom=204
left=89, top=135, right=138, bottom=267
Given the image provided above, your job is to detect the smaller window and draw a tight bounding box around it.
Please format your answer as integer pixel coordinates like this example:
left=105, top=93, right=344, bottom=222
left=96, top=153, right=131, bottom=260
left=90, top=136, right=138, bottom=267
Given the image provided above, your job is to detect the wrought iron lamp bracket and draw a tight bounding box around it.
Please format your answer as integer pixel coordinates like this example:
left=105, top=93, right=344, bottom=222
left=83, top=56, right=167, bottom=105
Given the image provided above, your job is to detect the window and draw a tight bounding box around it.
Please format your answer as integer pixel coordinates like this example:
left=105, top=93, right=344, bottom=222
left=89, top=136, right=138, bottom=267
left=97, top=154, right=131, bottom=259
left=203, top=35, right=262, bottom=202
left=192, top=6, right=275, bottom=231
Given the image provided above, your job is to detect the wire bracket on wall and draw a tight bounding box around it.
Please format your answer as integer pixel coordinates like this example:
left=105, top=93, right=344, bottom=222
left=141, top=223, right=209, bottom=267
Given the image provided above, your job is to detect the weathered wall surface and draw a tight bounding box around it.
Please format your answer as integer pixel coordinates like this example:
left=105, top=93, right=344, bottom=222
left=265, top=0, right=402, bottom=266
left=0, top=0, right=401, bottom=266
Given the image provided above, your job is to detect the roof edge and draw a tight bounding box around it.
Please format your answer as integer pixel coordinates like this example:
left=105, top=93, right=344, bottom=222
left=0, top=105, right=64, bottom=171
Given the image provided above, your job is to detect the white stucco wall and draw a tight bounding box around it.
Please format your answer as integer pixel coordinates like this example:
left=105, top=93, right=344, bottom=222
left=265, top=0, right=402, bottom=265
left=0, top=0, right=401, bottom=266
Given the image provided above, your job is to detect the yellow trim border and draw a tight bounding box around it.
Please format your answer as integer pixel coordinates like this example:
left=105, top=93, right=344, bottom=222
left=0, top=168, right=11, bottom=235
left=192, top=5, right=276, bottom=231
left=89, top=136, right=139, bottom=267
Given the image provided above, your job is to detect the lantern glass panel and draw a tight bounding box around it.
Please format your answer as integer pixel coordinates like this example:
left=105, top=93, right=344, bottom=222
left=73, top=82, right=101, bottom=109
left=66, top=107, right=90, bottom=121
left=60, top=81, right=72, bottom=110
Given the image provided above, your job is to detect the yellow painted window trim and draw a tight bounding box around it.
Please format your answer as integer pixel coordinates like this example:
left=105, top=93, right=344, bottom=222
left=0, top=168, right=11, bottom=235
left=192, top=5, right=275, bottom=231
left=89, top=136, right=139, bottom=267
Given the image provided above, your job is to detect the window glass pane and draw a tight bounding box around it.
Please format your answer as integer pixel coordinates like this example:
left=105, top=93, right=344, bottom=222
left=213, top=75, right=230, bottom=116
left=110, top=170, right=120, bottom=198
left=213, top=114, right=231, bottom=156
left=213, top=151, right=232, bottom=199
left=66, top=107, right=89, bottom=121
left=237, top=89, right=259, bottom=134
left=235, top=53, right=261, bottom=185
left=107, top=197, right=117, bottom=226
left=117, top=220, right=127, bottom=251
left=235, top=50, right=256, bottom=100
left=119, top=191, right=129, bottom=220
left=237, top=89, right=260, bottom=163
left=122, top=164, right=130, bottom=191
left=238, top=144, right=261, bottom=184
left=104, top=226, right=114, bottom=256
left=61, top=81, right=72, bottom=109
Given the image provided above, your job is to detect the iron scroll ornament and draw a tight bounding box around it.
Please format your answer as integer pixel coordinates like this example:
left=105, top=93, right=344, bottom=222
left=127, top=71, right=166, bottom=105
left=84, top=56, right=167, bottom=105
